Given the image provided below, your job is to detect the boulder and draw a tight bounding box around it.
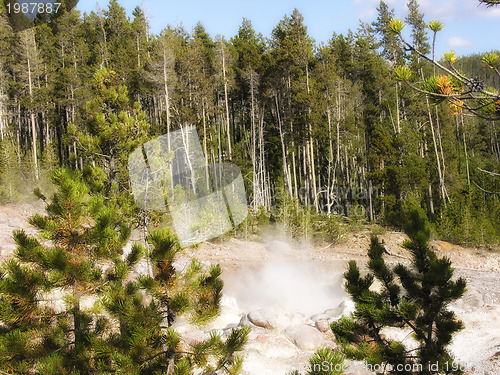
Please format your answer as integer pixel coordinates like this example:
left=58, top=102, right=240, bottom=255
left=247, top=308, right=306, bottom=330
left=181, top=329, right=211, bottom=345
left=315, top=319, right=331, bottom=333
left=248, top=310, right=274, bottom=329
left=239, top=313, right=254, bottom=327
left=284, top=324, right=326, bottom=351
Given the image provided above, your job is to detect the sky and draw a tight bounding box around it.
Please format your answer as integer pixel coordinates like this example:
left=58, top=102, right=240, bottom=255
left=76, top=0, right=500, bottom=59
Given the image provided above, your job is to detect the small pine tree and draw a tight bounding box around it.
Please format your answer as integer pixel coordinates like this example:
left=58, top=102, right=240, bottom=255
left=0, top=168, right=248, bottom=374
left=0, top=167, right=131, bottom=373
left=332, top=210, right=466, bottom=374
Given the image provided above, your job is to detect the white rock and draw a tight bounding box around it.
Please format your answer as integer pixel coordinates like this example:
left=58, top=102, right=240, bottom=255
left=284, top=324, right=326, bottom=351
left=248, top=308, right=306, bottom=330
left=315, top=319, right=331, bottom=333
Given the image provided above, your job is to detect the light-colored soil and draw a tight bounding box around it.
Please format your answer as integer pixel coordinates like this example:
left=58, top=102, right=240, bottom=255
left=0, top=202, right=44, bottom=260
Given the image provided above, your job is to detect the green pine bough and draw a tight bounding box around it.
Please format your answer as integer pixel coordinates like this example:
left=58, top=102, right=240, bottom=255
left=332, top=210, right=466, bottom=374
left=0, top=168, right=249, bottom=374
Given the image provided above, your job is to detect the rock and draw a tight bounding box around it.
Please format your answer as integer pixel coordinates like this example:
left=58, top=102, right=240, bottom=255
left=181, top=329, right=211, bottom=345
left=467, top=287, right=484, bottom=309
left=315, top=319, right=331, bottom=333
left=284, top=324, right=326, bottom=351
left=369, top=279, right=383, bottom=293
left=239, top=313, right=254, bottom=327
left=245, top=333, right=299, bottom=358
left=248, top=310, right=274, bottom=329
left=247, top=308, right=306, bottom=330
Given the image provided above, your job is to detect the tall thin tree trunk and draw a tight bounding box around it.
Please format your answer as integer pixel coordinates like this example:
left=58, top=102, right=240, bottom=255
left=396, top=82, right=401, bottom=134
left=250, top=76, right=257, bottom=209
left=305, top=63, right=318, bottom=210
left=202, top=99, right=209, bottom=188
left=461, top=116, right=470, bottom=186
left=162, top=47, right=171, bottom=146
left=426, top=99, right=445, bottom=203
left=327, top=106, right=333, bottom=214
left=276, top=95, right=292, bottom=196
left=221, top=39, right=232, bottom=160
left=435, top=107, right=449, bottom=202
left=26, top=42, right=38, bottom=180
left=97, top=6, right=109, bottom=68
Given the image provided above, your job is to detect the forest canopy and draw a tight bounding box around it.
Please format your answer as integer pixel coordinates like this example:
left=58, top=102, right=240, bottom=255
left=0, top=0, right=499, bottom=246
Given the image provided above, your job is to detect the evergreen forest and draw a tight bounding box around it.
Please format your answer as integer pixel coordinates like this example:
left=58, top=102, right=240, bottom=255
left=0, top=0, right=499, bottom=246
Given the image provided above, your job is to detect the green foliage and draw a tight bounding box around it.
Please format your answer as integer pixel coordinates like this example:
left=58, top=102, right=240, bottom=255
left=0, top=168, right=248, bottom=374
left=69, top=68, right=149, bottom=193
left=482, top=52, right=499, bottom=67
left=233, top=205, right=270, bottom=240
left=444, top=50, right=458, bottom=65
left=311, top=213, right=346, bottom=244
left=479, top=0, right=500, bottom=8
left=271, top=194, right=314, bottom=241
left=388, top=18, right=406, bottom=34
left=394, top=65, right=412, bottom=81
left=428, top=20, right=443, bottom=32
left=437, top=190, right=500, bottom=246
left=0, top=138, right=57, bottom=203
left=288, top=348, right=345, bottom=375
left=332, top=211, right=466, bottom=374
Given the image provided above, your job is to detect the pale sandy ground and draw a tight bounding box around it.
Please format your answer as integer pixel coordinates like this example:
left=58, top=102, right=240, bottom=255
left=1, top=204, right=499, bottom=374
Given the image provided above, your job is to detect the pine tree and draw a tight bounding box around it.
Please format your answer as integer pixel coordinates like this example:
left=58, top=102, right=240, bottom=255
left=103, top=0, right=134, bottom=79
left=332, top=210, right=466, bottom=374
left=0, top=168, right=134, bottom=373
left=479, top=0, right=500, bottom=7
left=390, top=16, right=500, bottom=121
left=0, top=168, right=249, bottom=374
left=270, top=9, right=316, bottom=205
left=69, top=68, right=149, bottom=195
left=372, top=1, right=404, bottom=65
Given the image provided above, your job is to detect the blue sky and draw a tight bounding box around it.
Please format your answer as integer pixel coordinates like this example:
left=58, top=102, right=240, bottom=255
left=76, top=0, right=500, bottom=58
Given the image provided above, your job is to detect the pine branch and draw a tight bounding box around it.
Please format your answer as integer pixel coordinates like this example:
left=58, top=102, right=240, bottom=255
left=472, top=180, right=500, bottom=194
left=478, top=167, right=500, bottom=177
left=479, top=0, right=500, bottom=7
